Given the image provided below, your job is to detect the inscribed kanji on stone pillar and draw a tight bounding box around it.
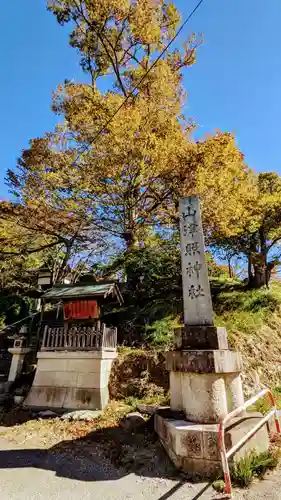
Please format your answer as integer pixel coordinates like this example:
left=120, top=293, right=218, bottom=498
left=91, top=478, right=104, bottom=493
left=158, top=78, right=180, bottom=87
left=179, top=196, right=213, bottom=326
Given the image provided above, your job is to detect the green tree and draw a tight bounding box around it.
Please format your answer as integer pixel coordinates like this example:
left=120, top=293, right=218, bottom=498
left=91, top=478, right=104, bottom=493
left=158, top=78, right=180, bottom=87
left=214, top=172, right=281, bottom=288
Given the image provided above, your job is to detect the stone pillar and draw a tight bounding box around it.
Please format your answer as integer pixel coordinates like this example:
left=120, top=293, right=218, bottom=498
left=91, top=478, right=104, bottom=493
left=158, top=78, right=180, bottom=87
left=155, top=196, right=269, bottom=478
left=171, top=197, right=244, bottom=422
left=179, top=197, right=213, bottom=327
left=8, top=347, right=31, bottom=382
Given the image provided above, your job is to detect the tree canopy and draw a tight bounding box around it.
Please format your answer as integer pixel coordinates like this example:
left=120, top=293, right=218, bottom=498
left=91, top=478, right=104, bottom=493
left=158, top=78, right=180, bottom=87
left=1, top=0, right=280, bottom=326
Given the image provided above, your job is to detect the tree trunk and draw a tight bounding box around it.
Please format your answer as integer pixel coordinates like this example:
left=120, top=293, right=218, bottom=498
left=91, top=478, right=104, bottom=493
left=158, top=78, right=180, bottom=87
left=227, top=257, right=233, bottom=278
left=249, top=249, right=274, bottom=289
left=123, top=230, right=138, bottom=250
left=247, top=253, right=254, bottom=285
left=251, top=228, right=268, bottom=288
left=250, top=262, right=275, bottom=288
left=251, top=265, right=267, bottom=288
left=266, top=262, right=275, bottom=287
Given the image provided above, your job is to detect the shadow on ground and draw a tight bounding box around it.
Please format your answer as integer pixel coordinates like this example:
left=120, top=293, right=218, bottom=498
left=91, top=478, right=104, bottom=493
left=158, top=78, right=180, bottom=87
left=0, top=417, right=216, bottom=499
left=0, top=408, right=35, bottom=426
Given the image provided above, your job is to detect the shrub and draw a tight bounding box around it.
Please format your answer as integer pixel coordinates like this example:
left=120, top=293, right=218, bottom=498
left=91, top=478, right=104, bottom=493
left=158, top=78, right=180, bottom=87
left=144, top=316, right=179, bottom=348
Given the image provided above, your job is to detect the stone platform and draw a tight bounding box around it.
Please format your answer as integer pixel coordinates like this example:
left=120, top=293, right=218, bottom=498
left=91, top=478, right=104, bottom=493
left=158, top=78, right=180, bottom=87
left=155, top=409, right=270, bottom=478
left=24, top=350, right=117, bottom=411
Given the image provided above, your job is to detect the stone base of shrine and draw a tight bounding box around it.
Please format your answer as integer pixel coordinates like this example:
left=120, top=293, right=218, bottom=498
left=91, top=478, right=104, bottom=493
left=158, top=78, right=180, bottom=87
left=155, top=409, right=270, bottom=479
left=24, top=350, right=117, bottom=411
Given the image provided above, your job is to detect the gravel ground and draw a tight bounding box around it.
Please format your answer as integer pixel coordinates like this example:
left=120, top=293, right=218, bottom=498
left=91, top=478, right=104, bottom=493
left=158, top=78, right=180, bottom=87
left=232, top=467, right=281, bottom=500
left=0, top=433, right=218, bottom=500
left=0, top=414, right=280, bottom=500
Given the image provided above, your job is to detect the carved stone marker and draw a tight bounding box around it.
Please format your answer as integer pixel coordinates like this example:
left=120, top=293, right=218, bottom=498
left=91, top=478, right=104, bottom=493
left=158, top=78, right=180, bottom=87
left=179, top=196, right=213, bottom=326
left=154, top=196, right=269, bottom=478
left=175, top=196, right=229, bottom=351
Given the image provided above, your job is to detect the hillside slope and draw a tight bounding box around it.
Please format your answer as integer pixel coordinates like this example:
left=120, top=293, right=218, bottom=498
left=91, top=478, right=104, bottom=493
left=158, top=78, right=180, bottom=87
left=110, top=280, right=281, bottom=402
left=213, top=279, right=281, bottom=394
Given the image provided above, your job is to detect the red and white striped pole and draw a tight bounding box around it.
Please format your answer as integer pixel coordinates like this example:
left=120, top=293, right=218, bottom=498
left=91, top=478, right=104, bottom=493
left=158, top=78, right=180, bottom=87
left=218, top=388, right=281, bottom=498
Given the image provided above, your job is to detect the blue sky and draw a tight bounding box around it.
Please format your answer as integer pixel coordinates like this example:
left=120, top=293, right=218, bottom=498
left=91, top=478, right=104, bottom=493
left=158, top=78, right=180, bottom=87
left=0, top=0, right=280, bottom=198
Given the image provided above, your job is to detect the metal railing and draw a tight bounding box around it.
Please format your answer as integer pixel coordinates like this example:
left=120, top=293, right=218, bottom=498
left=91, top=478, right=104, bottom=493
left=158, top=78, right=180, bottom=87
left=41, top=323, right=117, bottom=351
left=218, top=388, right=281, bottom=498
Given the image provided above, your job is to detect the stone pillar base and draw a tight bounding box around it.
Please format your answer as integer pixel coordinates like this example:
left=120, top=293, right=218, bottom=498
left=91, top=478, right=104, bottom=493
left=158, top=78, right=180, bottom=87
left=24, top=350, right=117, bottom=411
left=166, top=349, right=244, bottom=423
left=169, top=371, right=245, bottom=423
left=155, top=409, right=270, bottom=479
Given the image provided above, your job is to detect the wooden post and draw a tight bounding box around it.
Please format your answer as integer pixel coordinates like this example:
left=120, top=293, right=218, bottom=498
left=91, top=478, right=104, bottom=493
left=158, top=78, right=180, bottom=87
left=42, top=324, right=48, bottom=350
left=36, top=299, right=45, bottom=352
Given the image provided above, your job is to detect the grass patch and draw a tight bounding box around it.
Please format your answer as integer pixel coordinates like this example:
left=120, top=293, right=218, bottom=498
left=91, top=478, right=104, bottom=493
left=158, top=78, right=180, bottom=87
left=117, top=346, right=148, bottom=357
left=231, top=450, right=279, bottom=487
left=249, top=385, right=281, bottom=414
left=213, top=449, right=280, bottom=492
left=123, top=393, right=169, bottom=411
left=212, top=280, right=281, bottom=345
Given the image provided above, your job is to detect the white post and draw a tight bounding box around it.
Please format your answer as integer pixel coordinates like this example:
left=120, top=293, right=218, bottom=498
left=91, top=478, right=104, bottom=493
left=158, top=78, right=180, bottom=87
left=8, top=347, right=31, bottom=382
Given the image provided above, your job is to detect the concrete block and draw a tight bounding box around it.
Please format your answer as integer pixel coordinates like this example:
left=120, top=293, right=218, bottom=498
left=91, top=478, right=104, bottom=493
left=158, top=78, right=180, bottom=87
left=8, top=348, right=31, bottom=382
left=225, top=413, right=270, bottom=461
left=34, top=370, right=79, bottom=388
left=76, top=372, right=101, bottom=389
left=55, top=371, right=78, bottom=388
left=101, top=359, right=114, bottom=371
left=38, top=358, right=69, bottom=372
left=33, top=370, right=57, bottom=387
left=202, top=429, right=220, bottom=460
left=169, top=370, right=244, bottom=423
left=165, top=349, right=243, bottom=374
left=155, top=411, right=270, bottom=478
left=25, top=385, right=109, bottom=411
left=225, top=373, right=244, bottom=411
left=25, top=350, right=115, bottom=411
left=25, top=386, right=67, bottom=409
left=37, top=351, right=117, bottom=361
left=62, top=386, right=109, bottom=410
left=180, top=457, right=221, bottom=478
left=183, top=428, right=204, bottom=459
left=175, top=325, right=229, bottom=350
left=65, top=359, right=101, bottom=374
left=100, top=370, right=111, bottom=388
